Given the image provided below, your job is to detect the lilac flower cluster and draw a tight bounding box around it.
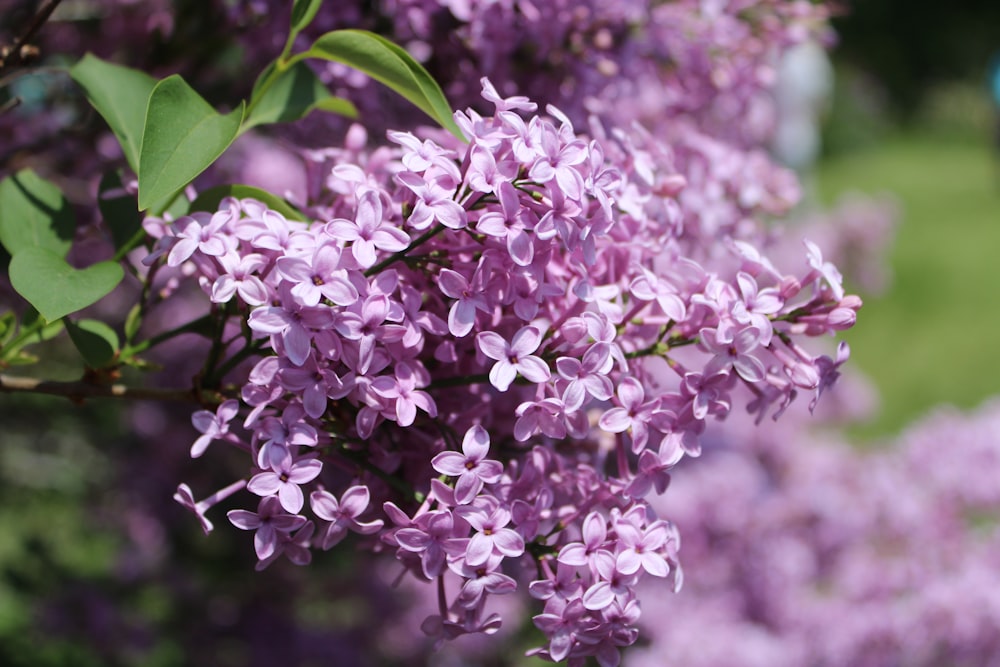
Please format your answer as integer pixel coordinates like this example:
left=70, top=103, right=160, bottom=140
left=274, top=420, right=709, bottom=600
left=627, top=398, right=1000, bottom=667
left=157, top=80, right=858, bottom=662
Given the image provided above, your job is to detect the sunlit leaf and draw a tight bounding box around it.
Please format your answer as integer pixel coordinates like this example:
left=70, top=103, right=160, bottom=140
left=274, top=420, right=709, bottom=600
left=291, top=0, right=324, bottom=35
left=305, top=30, right=461, bottom=138
left=138, top=75, right=244, bottom=211
left=9, top=248, right=124, bottom=322
left=70, top=54, right=157, bottom=173
left=245, top=61, right=356, bottom=129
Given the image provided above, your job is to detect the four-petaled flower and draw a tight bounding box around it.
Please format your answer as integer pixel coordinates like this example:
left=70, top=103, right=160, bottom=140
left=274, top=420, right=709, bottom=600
left=228, top=496, right=307, bottom=561
left=310, top=485, right=384, bottom=550
left=431, top=425, right=503, bottom=504
left=477, top=326, right=551, bottom=392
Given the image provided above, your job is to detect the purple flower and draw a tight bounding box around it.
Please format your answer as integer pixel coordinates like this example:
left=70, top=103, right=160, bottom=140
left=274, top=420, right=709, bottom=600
left=369, top=361, right=438, bottom=426
left=556, top=343, right=614, bottom=412
left=334, top=294, right=407, bottom=375
left=811, top=341, right=850, bottom=412
left=455, top=503, right=525, bottom=566
left=165, top=210, right=233, bottom=267
left=514, top=397, right=569, bottom=442
left=310, top=485, right=384, bottom=550
left=598, top=377, right=663, bottom=452
left=255, top=521, right=315, bottom=571
left=431, top=425, right=504, bottom=505
left=532, top=597, right=588, bottom=662
left=228, top=496, right=307, bottom=561
left=805, top=239, right=845, bottom=300
left=394, top=509, right=468, bottom=579
left=247, top=285, right=336, bottom=366
left=623, top=444, right=681, bottom=500
left=395, top=171, right=467, bottom=230
left=450, top=552, right=518, bottom=609
left=173, top=479, right=246, bottom=535
left=211, top=251, right=269, bottom=305
left=324, top=188, right=410, bottom=268
left=700, top=324, right=767, bottom=383
left=629, top=266, right=687, bottom=322
left=277, top=357, right=351, bottom=420
left=247, top=451, right=323, bottom=514
left=274, top=243, right=359, bottom=307
left=558, top=511, right=611, bottom=572
left=437, top=267, right=490, bottom=337
left=477, top=326, right=551, bottom=392
left=190, top=399, right=240, bottom=458
left=614, top=518, right=672, bottom=577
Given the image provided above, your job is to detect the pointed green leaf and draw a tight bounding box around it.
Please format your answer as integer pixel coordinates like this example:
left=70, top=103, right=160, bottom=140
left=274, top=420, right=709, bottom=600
left=245, top=61, right=357, bottom=129
left=124, top=303, right=142, bottom=343
left=0, top=170, right=75, bottom=258
left=98, top=170, right=143, bottom=251
left=9, top=248, right=124, bottom=322
left=305, top=30, right=462, bottom=138
left=190, top=184, right=307, bottom=221
left=138, top=75, right=245, bottom=211
left=69, top=54, right=158, bottom=173
left=0, top=311, right=16, bottom=347
left=291, top=0, right=324, bottom=34
left=66, top=318, right=120, bottom=368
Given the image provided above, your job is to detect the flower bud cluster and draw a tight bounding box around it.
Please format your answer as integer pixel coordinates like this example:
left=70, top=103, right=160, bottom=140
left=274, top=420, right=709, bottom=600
left=158, top=80, right=858, bottom=660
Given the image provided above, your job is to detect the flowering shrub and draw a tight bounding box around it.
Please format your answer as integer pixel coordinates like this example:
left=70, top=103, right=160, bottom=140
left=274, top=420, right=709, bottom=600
left=0, top=1, right=860, bottom=663
left=631, top=398, right=1000, bottom=667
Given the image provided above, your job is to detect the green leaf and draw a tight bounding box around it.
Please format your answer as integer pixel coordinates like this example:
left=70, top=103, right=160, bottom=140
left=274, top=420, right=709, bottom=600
left=0, top=311, right=16, bottom=347
left=70, top=54, right=158, bottom=173
left=98, top=170, right=143, bottom=251
left=161, top=191, right=192, bottom=220
left=21, top=307, right=66, bottom=343
left=138, top=75, right=245, bottom=211
left=5, top=352, right=39, bottom=366
left=305, top=30, right=462, bottom=138
left=190, top=184, right=307, bottom=221
left=9, top=248, right=124, bottom=322
left=291, top=0, right=324, bottom=35
left=124, top=303, right=142, bottom=342
left=245, top=61, right=356, bottom=129
left=3, top=307, right=66, bottom=364
left=0, top=170, right=75, bottom=258
left=66, top=318, right=120, bottom=368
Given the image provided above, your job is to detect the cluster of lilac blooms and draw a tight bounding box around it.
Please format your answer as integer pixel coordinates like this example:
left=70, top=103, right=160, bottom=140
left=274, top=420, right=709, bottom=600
left=157, top=80, right=858, bottom=663
left=625, top=397, right=1000, bottom=667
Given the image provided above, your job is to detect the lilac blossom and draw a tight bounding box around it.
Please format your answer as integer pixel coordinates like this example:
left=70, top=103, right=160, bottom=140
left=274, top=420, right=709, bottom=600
left=431, top=425, right=503, bottom=505
left=246, top=451, right=323, bottom=514
left=477, top=326, right=551, bottom=392
left=324, top=188, right=409, bottom=268
left=310, top=485, right=384, bottom=550
left=142, top=71, right=861, bottom=659
left=455, top=503, right=525, bottom=566
left=189, top=399, right=241, bottom=458
left=393, top=509, right=469, bottom=579
left=227, top=496, right=307, bottom=561
left=437, top=267, right=491, bottom=337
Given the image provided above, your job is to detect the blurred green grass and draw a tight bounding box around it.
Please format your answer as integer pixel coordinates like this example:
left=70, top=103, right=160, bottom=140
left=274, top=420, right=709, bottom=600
left=817, top=128, right=1000, bottom=439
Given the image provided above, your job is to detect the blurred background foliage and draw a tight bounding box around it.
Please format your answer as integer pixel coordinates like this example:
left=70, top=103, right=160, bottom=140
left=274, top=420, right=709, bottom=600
left=1, top=0, right=999, bottom=664
left=818, top=2, right=1000, bottom=439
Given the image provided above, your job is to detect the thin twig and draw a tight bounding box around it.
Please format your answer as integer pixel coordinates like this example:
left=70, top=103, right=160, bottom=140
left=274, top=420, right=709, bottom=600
left=0, top=0, right=65, bottom=72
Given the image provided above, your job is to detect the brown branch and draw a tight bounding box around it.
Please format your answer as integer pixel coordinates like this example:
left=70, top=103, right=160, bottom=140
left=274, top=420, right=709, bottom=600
left=0, top=0, right=65, bottom=72
left=0, top=373, right=226, bottom=405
